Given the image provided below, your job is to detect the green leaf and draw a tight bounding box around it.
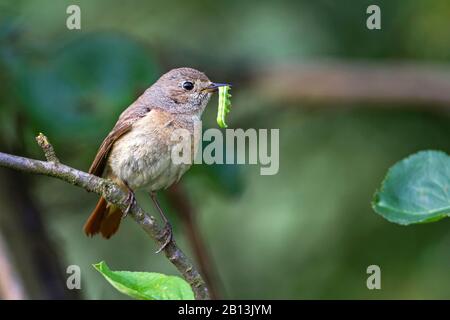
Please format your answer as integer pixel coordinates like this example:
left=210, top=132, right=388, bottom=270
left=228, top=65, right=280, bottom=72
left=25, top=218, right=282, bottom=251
left=372, top=150, right=450, bottom=225
left=93, top=261, right=194, bottom=300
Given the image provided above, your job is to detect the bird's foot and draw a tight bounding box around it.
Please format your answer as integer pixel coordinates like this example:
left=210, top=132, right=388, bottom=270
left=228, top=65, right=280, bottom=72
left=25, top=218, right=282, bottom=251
left=122, top=189, right=136, bottom=218
left=155, top=222, right=173, bottom=254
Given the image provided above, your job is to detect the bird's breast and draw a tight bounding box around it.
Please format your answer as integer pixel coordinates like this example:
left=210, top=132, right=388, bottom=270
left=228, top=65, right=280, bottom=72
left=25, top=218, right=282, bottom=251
left=106, top=109, right=197, bottom=191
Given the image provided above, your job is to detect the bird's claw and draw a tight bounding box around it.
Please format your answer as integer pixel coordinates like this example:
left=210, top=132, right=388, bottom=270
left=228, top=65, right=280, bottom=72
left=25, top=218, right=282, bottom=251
left=122, top=190, right=136, bottom=219
left=155, top=222, right=173, bottom=253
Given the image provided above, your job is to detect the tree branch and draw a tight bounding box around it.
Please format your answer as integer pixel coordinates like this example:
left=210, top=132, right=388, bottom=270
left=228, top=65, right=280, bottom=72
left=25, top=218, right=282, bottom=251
left=167, top=184, right=222, bottom=299
left=252, top=61, right=450, bottom=108
left=0, top=134, right=210, bottom=300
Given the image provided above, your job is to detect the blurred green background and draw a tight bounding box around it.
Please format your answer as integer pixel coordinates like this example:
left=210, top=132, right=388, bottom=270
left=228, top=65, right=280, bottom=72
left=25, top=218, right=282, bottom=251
left=0, top=0, right=450, bottom=299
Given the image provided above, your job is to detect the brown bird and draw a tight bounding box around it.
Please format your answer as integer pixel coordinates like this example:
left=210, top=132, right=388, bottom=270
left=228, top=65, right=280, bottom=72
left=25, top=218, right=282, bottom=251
left=84, top=67, right=229, bottom=251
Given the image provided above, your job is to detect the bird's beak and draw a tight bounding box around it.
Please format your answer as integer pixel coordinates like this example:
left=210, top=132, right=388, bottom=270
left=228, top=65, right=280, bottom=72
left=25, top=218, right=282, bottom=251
left=203, top=82, right=232, bottom=93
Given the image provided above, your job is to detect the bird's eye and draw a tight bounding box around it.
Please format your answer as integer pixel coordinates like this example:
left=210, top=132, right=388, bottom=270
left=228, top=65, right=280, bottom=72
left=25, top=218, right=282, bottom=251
left=182, top=81, right=194, bottom=91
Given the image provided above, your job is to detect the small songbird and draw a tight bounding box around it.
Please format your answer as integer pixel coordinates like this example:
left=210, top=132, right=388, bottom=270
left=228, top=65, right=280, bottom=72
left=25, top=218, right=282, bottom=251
left=84, top=67, right=229, bottom=251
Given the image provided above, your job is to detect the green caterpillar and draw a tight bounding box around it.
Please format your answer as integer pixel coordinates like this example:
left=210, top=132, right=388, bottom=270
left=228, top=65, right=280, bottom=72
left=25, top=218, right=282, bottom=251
left=217, top=85, right=232, bottom=128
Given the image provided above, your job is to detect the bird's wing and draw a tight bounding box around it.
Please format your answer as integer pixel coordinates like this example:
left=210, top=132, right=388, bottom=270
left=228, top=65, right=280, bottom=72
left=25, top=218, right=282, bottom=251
left=88, top=102, right=152, bottom=176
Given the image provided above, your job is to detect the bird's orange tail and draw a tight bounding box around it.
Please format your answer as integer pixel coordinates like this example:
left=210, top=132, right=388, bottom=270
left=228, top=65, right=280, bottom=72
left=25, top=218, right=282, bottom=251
left=84, top=197, right=122, bottom=239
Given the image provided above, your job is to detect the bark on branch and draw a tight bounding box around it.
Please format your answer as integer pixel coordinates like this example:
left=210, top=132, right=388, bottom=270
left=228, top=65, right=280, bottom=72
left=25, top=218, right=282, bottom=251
left=0, top=134, right=209, bottom=300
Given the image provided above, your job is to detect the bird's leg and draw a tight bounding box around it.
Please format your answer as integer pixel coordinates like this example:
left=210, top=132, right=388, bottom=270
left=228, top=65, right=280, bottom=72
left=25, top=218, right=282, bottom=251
left=150, top=192, right=173, bottom=253
left=122, top=181, right=136, bottom=218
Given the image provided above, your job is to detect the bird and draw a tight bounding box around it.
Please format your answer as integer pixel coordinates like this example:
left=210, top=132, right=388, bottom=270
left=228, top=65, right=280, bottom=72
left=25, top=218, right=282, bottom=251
left=83, top=67, right=229, bottom=252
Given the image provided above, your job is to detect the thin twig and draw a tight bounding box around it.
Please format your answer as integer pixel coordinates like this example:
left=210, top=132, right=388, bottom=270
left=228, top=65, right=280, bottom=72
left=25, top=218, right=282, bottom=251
left=0, top=134, right=210, bottom=300
left=35, top=133, right=59, bottom=163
